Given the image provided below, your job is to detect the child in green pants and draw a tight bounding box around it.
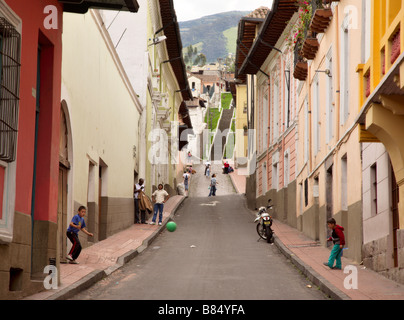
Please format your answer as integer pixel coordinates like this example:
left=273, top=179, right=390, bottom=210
left=323, top=218, right=345, bottom=270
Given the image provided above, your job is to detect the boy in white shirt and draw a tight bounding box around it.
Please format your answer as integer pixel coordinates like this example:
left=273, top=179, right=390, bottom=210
left=150, top=184, right=170, bottom=225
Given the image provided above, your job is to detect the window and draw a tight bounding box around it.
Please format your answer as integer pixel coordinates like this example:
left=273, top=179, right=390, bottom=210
left=340, top=18, right=350, bottom=124
left=0, top=17, right=21, bottom=163
left=0, top=12, right=21, bottom=244
left=304, top=98, right=309, bottom=163
left=326, top=50, right=334, bottom=143
left=273, top=80, right=279, bottom=140
left=312, top=75, right=320, bottom=154
left=262, top=94, right=268, bottom=151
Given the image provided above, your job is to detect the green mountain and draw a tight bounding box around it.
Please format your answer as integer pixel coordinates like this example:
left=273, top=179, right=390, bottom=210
left=179, top=11, right=250, bottom=63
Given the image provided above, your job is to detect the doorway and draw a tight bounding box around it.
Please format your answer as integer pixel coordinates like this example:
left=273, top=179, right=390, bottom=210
left=57, top=166, right=68, bottom=263
left=326, top=165, right=333, bottom=246
left=391, top=163, right=400, bottom=268
left=57, top=105, right=71, bottom=263
left=98, top=159, right=108, bottom=241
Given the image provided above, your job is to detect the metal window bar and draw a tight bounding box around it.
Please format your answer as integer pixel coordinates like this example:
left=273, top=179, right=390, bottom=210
left=0, top=17, right=21, bottom=163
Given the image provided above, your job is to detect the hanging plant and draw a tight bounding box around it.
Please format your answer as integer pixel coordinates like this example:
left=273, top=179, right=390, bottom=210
left=285, top=0, right=313, bottom=52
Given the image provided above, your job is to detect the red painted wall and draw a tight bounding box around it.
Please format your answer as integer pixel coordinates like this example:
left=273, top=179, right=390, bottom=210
left=5, top=0, right=63, bottom=223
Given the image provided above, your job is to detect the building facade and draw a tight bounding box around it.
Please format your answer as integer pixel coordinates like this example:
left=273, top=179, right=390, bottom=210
left=147, top=0, right=193, bottom=196
left=357, top=0, right=404, bottom=283
left=293, top=0, right=363, bottom=263
left=0, top=0, right=140, bottom=300
left=60, top=9, right=143, bottom=253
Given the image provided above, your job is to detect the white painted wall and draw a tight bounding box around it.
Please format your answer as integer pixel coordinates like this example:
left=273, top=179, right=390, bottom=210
left=362, top=142, right=392, bottom=244
left=62, top=11, right=142, bottom=207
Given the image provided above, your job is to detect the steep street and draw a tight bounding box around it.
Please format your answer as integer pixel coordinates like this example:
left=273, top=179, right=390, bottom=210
left=70, top=163, right=327, bottom=300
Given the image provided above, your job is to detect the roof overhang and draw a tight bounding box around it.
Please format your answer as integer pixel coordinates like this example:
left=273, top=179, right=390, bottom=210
left=59, top=0, right=139, bottom=14
left=158, top=0, right=193, bottom=101
left=238, top=0, right=298, bottom=76
left=234, top=16, right=265, bottom=83
left=357, top=52, right=404, bottom=125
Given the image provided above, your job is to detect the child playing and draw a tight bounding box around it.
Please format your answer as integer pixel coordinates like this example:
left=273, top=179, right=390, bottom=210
left=208, top=174, right=218, bottom=196
left=66, top=206, right=93, bottom=264
left=323, top=218, right=345, bottom=270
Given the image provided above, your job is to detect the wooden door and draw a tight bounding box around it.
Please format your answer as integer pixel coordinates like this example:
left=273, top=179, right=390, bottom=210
left=391, top=165, right=400, bottom=268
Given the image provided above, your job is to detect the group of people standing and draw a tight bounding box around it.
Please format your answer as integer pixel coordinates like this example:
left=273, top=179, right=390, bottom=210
left=134, top=179, right=170, bottom=226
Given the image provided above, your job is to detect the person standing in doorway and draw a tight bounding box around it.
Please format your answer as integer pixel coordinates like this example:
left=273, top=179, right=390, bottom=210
left=134, top=179, right=145, bottom=224
left=150, top=184, right=170, bottom=226
left=66, top=206, right=93, bottom=264
left=208, top=174, right=218, bottom=197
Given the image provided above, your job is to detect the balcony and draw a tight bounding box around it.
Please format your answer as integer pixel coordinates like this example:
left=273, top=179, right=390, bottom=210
left=309, top=0, right=336, bottom=34
left=302, top=31, right=319, bottom=60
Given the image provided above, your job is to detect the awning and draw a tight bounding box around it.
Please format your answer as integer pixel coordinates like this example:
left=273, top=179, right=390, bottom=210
left=59, top=0, right=139, bottom=14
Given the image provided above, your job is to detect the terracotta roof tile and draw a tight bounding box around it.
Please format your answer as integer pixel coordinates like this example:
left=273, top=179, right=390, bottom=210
left=245, top=6, right=270, bottom=19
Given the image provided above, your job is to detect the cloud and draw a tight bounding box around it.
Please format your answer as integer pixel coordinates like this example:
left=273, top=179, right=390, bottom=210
left=174, top=0, right=273, bottom=21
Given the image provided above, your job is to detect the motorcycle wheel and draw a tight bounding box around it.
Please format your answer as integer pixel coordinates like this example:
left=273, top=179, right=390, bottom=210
left=265, top=226, right=272, bottom=243
left=256, top=223, right=267, bottom=240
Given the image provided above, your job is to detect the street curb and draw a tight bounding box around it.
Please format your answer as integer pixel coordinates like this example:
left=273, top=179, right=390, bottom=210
left=243, top=205, right=351, bottom=301
left=273, top=235, right=351, bottom=300
left=45, top=196, right=187, bottom=300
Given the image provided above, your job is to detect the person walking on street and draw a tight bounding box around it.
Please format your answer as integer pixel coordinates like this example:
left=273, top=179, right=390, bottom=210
left=323, top=218, right=345, bottom=270
left=208, top=174, right=218, bottom=197
left=150, top=184, right=170, bottom=226
left=204, top=160, right=211, bottom=177
left=134, top=179, right=145, bottom=224
left=66, top=206, right=93, bottom=264
left=183, top=170, right=190, bottom=196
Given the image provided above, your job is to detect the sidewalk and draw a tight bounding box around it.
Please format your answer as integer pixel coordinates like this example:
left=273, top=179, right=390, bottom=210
left=229, top=168, right=404, bottom=300
left=272, top=220, right=404, bottom=300
left=24, top=195, right=186, bottom=300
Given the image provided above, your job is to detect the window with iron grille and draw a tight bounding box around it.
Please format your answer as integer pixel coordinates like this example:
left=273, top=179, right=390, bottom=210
left=0, top=17, right=21, bottom=163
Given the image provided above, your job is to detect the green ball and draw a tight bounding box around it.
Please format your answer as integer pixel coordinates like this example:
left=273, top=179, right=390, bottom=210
left=166, top=221, right=177, bottom=232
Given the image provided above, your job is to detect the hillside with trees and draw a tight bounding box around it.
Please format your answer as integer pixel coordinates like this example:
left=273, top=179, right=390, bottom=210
left=179, top=11, right=249, bottom=63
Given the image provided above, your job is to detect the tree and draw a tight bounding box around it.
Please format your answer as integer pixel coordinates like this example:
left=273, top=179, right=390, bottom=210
left=183, top=45, right=206, bottom=67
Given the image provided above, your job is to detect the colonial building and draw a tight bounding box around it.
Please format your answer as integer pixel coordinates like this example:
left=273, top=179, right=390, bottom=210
left=236, top=2, right=299, bottom=225
left=147, top=0, right=193, bottom=196
left=357, top=0, right=404, bottom=283
left=0, top=0, right=139, bottom=300
left=60, top=9, right=144, bottom=254
left=233, top=7, right=269, bottom=191
left=292, top=0, right=364, bottom=263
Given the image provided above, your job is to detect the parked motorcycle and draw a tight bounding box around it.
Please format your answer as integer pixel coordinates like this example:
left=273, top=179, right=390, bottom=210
left=255, top=199, right=274, bottom=243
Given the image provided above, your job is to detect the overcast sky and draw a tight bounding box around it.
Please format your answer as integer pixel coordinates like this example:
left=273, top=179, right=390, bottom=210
left=173, top=0, right=274, bottom=22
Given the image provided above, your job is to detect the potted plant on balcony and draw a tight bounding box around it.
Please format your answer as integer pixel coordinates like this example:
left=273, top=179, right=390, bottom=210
left=285, top=0, right=313, bottom=53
